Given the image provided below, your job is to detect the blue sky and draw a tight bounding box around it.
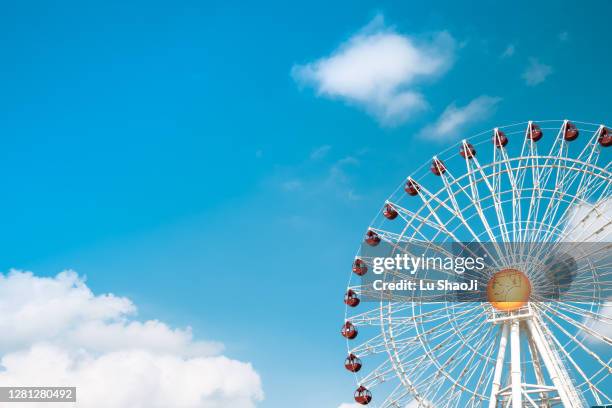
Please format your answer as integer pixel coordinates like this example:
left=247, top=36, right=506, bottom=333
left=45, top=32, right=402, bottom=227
left=0, top=0, right=611, bottom=407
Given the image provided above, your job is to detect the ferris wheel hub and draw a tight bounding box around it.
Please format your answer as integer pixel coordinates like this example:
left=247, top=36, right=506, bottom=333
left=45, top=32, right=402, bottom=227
left=486, top=268, right=531, bottom=312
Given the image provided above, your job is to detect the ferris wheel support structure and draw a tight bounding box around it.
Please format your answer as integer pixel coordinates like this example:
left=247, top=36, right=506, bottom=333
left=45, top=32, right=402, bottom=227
left=488, top=308, right=583, bottom=408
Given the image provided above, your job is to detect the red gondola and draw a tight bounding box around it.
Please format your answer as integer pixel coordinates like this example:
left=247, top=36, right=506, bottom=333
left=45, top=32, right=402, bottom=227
left=405, top=178, right=420, bottom=196
left=493, top=129, right=508, bottom=148
left=354, top=386, right=372, bottom=405
left=459, top=142, right=476, bottom=159
left=527, top=123, right=543, bottom=142
left=344, top=353, right=362, bottom=372
left=341, top=321, right=358, bottom=340
left=564, top=122, right=579, bottom=141
left=431, top=158, right=446, bottom=176
left=364, top=230, right=381, bottom=246
left=383, top=203, right=398, bottom=220
left=344, top=289, right=360, bottom=307
left=352, top=259, right=368, bottom=276
left=599, top=127, right=611, bottom=147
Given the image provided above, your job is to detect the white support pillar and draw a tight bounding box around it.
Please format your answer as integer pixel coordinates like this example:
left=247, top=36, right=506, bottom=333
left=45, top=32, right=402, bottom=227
left=510, top=320, right=522, bottom=408
left=525, top=319, right=576, bottom=408
left=489, top=323, right=509, bottom=408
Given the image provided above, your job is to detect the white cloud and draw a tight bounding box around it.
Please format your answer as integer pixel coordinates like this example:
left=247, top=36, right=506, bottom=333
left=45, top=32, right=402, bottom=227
left=500, top=44, right=515, bottom=58
left=417, top=95, right=501, bottom=142
left=522, top=58, right=553, bottom=86
left=310, top=145, right=332, bottom=160
left=0, top=270, right=263, bottom=408
left=292, top=15, right=456, bottom=126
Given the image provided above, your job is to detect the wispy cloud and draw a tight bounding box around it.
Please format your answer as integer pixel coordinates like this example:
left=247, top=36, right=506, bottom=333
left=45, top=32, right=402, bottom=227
left=281, top=179, right=303, bottom=191
left=522, top=58, right=553, bottom=86
left=417, top=95, right=501, bottom=142
left=292, top=14, right=456, bottom=126
left=277, top=150, right=365, bottom=202
left=559, top=31, right=569, bottom=42
left=500, top=44, right=515, bottom=58
left=310, top=145, right=332, bottom=160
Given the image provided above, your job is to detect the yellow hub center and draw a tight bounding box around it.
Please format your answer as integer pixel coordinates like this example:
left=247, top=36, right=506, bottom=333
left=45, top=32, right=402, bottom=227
left=486, top=269, right=531, bottom=311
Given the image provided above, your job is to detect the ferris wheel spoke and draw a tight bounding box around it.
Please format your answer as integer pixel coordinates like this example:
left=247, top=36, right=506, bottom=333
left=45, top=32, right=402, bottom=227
left=376, top=383, right=414, bottom=408
left=524, top=127, right=547, bottom=243
left=492, top=128, right=525, bottom=243
left=386, top=202, right=485, bottom=261
left=534, top=304, right=612, bottom=372
left=348, top=301, right=416, bottom=322
left=510, top=123, right=538, bottom=242
left=390, top=201, right=457, bottom=242
left=351, top=303, right=471, bottom=327
left=358, top=356, right=408, bottom=389
left=411, top=310, right=490, bottom=394
left=545, top=175, right=610, bottom=245
left=415, top=184, right=506, bottom=269
left=350, top=333, right=395, bottom=357
left=433, top=321, right=491, bottom=377
left=439, top=322, right=496, bottom=392
left=559, top=184, right=612, bottom=242
left=536, top=302, right=612, bottom=345
left=406, top=305, right=484, bottom=354
left=465, top=335, right=497, bottom=408
left=531, top=181, right=611, bottom=265
left=445, top=165, right=499, bottom=246
left=543, top=310, right=612, bottom=405
left=536, top=131, right=610, bottom=246
left=531, top=122, right=581, bottom=244
left=390, top=200, right=445, bottom=230
left=527, top=123, right=573, bottom=244
left=440, top=168, right=499, bottom=244
left=452, top=148, right=512, bottom=263
left=468, top=151, right=512, bottom=242
left=575, top=125, right=606, bottom=168
left=550, top=164, right=609, bottom=233
left=549, top=302, right=612, bottom=325
left=538, top=195, right=612, bottom=271
left=414, top=184, right=475, bottom=242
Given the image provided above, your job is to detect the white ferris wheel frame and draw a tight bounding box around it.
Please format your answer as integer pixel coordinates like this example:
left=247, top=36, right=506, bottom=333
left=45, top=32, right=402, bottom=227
left=344, top=120, right=611, bottom=408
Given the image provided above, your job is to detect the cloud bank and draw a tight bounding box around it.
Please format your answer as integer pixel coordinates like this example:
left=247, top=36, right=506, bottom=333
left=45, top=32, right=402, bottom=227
left=292, top=15, right=456, bottom=126
left=0, top=270, right=263, bottom=408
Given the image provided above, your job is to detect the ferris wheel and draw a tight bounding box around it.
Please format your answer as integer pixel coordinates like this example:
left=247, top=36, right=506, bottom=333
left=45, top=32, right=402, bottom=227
left=342, top=120, right=612, bottom=408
